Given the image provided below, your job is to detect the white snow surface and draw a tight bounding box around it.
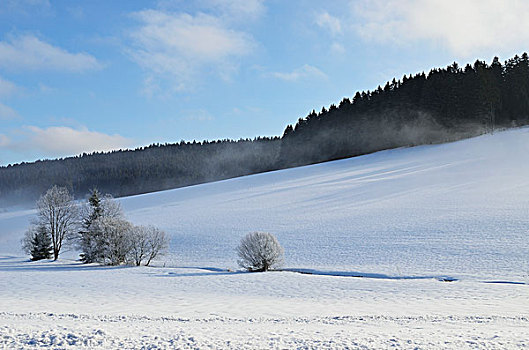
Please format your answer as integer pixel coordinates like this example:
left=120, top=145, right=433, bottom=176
left=1, top=128, right=529, bottom=348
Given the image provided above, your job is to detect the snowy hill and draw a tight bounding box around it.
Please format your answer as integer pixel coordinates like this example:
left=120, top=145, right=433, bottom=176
left=3, top=127, right=529, bottom=279
left=116, top=127, right=529, bottom=280
left=1, top=128, right=529, bottom=348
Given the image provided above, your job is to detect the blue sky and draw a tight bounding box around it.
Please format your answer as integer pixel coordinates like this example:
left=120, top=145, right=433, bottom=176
left=1, top=0, right=528, bottom=165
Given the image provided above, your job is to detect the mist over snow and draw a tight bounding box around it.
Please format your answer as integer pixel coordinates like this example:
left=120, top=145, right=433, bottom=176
left=3, top=127, right=529, bottom=279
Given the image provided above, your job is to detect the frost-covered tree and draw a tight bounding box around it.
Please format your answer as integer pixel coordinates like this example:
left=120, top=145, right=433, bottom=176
left=145, top=226, right=168, bottom=266
left=76, top=189, right=167, bottom=266
left=78, top=189, right=124, bottom=263
left=78, top=189, right=103, bottom=262
left=22, top=224, right=52, bottom=261
left=129, top=225, right=168, bottom=266
left=90, top=216, right=133, bottom=266
left=128, top=226, right=147, bottom=266
left=36, top=186, right=78, bottom=260
left=237, top=232, right=284, bottom=272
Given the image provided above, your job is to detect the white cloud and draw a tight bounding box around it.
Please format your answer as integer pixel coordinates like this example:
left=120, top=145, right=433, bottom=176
left=2, top=126, right=133, bottom=157
left=128, top=9, right=256, bottom=93
left=270, top=64, right=328, bottom=82
left=353, top=0, right=529, bottom=57
left=316, top=12, right=342, bottom=36
left=0, top=102, right=19, bottom=120
left=0, top=34, right=101, bottom=72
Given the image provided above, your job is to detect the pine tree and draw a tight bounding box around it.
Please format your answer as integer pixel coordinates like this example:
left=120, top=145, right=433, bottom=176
left=86, top=188, right=103, bottom=226
left=78, top=189, right=124, bottom=263
left=29, top=225, right=52, bottom=261
left=79, top=188, right=103, bottom=263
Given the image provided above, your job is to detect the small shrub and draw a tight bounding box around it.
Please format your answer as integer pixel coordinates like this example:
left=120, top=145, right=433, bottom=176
left=237, top=232, right=284, bottom=272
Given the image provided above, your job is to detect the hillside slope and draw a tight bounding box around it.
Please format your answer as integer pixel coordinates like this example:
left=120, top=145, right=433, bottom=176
left=3, top=127, right=529, bottom=280
left=1, top=128, right=529, bottom=348
left=122, top=127, right=529, bottom=280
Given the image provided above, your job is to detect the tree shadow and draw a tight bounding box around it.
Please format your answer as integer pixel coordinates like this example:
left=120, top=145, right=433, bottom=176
left=0, top=256, right=18, bottom=261
left=0, top=257, right=132, bottom=272
left=153, top=266, right=247, bottom=278
left=483, top=280, right=527, bottom=285
left=282, top=268, right=459, bottom=282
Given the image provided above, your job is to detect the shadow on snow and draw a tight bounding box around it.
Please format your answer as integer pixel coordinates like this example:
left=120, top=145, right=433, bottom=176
left=281, top=268, right=459, bottom=282
left=2, top=256, right=527, bottom=285
left=0, top=257, right=131, bottom=272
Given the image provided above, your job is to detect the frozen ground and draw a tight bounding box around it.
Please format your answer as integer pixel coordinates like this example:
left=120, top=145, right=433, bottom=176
left=1, top=128, right=529, bottom=348
left=1, top=257, right=528, bottom=348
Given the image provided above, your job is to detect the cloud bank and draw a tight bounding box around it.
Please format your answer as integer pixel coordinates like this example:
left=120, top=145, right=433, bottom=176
left=0, top=126, right=133, bottom=159
left=0, top=34, right=101, bottom=72
left=352, top=0, right=529, bottom=57
left=128, top=5, right=258, bottom=94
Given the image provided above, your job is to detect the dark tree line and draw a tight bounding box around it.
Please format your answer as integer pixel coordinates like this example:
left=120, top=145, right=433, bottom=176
left=280, top=54, right=529, bottom=166
left=0, top=137, right=281, bottom=206
left=2, top=53, right=529, bottom=206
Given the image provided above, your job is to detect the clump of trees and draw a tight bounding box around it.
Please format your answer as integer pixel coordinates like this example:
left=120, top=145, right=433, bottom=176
left=24, top=187, right=291, bottom=272
left=22, top=186, right=168, bottom=266
left=78, top=188, right=127, bottom=263
left=78, top=189, right=168, bottom=266
left=237, top=232, right=284, bottom=272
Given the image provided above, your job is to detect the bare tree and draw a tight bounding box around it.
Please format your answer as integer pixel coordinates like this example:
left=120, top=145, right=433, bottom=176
left=129, top=225, right=168, bottom=266
left=145, top=226, right=168, bottom=266
left=128, top=226, right=148, bottom=266
left=36, top=186, right=78, bottom=260
left=237, top=232, right=284, bottom=272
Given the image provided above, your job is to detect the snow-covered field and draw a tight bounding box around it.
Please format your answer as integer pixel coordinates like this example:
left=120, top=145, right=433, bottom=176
left=1, top=128, right=529, bottom=348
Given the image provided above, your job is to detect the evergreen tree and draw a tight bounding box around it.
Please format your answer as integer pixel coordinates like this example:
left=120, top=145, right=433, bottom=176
left=87, top=188, right=103, bottom=221
left=30, top=225, right=53, bottom=261
left=78, top=189, right=124, bottom=263
left=79, top=188, right=104, bottom=263
left=22, top=224, right=52, bottom=261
